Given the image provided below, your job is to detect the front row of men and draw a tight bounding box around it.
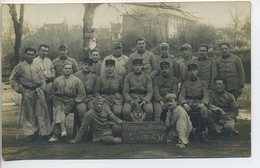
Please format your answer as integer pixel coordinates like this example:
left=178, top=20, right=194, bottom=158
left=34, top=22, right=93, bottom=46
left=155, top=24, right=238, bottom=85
left=10, top=48, right=240, bottom=148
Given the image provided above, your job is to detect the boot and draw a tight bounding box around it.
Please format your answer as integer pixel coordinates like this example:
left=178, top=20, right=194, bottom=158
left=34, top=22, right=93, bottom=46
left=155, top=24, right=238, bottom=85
left=200, top=132, right=210, bottom=143
left=61, top=123, right=67, bottom=137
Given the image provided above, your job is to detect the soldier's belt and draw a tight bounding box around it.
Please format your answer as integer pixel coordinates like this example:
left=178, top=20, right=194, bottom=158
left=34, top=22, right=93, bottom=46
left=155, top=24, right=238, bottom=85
left=86, top=91, right=94, bottom=95
left=23, top=84, right=41, bottom=90
left=101, top=91, right=117, bottom=95
left=129, top=90, right=147, bottom=94
left=186, top=96, right=203, bottom=100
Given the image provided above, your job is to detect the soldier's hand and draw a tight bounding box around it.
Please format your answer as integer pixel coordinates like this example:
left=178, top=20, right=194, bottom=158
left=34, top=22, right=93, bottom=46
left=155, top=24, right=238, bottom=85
left=198, top=103, right=205, bottom=108
left=183, top=103, right=190, bottom=111
left=67, top=140, right=76, bottom=144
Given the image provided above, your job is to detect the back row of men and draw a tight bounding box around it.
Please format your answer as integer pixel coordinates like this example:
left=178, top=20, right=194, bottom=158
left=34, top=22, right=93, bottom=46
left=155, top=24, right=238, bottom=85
left=10, top=38, right=245, bottom=148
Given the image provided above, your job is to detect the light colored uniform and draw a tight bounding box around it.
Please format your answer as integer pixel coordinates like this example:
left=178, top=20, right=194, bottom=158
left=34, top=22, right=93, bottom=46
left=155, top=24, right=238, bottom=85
left=10, top=61, right=51, bottom=136
left=101, top=54, right=129, bottom=77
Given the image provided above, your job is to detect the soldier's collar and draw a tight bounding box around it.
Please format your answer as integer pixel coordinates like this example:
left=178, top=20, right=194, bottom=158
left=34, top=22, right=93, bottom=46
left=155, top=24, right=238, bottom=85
left=106, top=72, right=115, bottom=78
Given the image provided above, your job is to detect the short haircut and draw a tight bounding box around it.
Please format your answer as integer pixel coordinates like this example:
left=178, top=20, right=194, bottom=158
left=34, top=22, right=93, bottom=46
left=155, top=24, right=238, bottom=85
left=136, top=38, right=146, bottom=44
left=62, top=62, right=73, bottom=68
left=25, top=47, right=36, bottom=54
left=214, top=76, right=227, bottom=86
left=199, top=44, right=209, bottom=52
left=219, top=42, right=230, bottom=49
left=91, top=48, right=101, bottom=54
left=38, top=44, right=49, bottom=50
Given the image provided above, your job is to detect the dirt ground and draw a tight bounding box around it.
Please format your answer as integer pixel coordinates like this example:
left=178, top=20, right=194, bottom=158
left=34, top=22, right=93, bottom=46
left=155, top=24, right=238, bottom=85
left=1, top=83, right=251, bottom=160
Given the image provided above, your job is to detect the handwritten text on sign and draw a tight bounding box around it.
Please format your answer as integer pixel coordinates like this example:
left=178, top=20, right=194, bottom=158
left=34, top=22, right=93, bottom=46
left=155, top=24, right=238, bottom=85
left=122, top=122, right=166, bottom=143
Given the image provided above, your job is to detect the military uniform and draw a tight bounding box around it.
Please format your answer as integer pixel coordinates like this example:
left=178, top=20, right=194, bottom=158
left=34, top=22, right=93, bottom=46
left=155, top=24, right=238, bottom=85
left=127, top=51, right=159, bottom=78
left=179, top=58, right=193, bottom=82
left=216, top=54, right=245, bottom=99
left=52, top=56, right=79, bottom=77
left=10, top=61, right=51, bottom=136
left=156, top=54, right=180, bottom=79
left=193, top=57, right=217, bottom=90
left=91, top=60, right=102, bottom=76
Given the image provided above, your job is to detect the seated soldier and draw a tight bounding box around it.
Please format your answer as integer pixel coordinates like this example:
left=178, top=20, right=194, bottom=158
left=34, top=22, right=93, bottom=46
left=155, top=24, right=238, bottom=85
left=153, top=61, right=178, bottom=122
left=209, top=77, right=240, bottom=136
left=49, top=62, right=86, bottom=142
left=165, top=93, right=192, bottom=148
left=179, top=61, right=215, bottom=143
left=74, top=58, right=98, bottom=110
left=122, top=58, right=153, bottom=121
left=95, top=59, right=124, bottom=118
left=68, top=96, right=123, bottom=144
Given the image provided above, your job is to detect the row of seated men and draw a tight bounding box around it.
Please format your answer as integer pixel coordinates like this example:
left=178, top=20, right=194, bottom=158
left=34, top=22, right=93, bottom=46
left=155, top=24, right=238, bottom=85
left=9, top=39, right=245, bottom=148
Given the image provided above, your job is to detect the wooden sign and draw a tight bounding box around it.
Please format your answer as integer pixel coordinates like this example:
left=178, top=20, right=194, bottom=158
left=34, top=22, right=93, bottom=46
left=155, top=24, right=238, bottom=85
left=122, top=122, right=166, bottom=144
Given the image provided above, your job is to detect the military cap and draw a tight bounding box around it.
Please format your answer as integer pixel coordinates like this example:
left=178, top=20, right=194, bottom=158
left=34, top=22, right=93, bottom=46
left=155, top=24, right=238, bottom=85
left=181, top=43, right=192, bottom=50
left=93, top=96, right=104, bottom=104
left=105, top=59, right=115, bottom=66
left=82, top=57, right=94, bottom=65
left=160, top=43, right=169, bottom=49
left=187, top=61, right=198, bottom=71
left=160, top=61, right=170, bottom=68
left=58, top=44, right=68, bottom=50
left=165, top=93, right=177, bottom=101
left=62, top=62, right=73, bottom=68
left=113, top=42, right=122, bottom=49
left=132, top=58, right=143, bottom=65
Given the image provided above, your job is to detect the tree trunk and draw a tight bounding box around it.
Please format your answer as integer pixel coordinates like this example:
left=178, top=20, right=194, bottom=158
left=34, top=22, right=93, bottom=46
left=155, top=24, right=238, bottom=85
left=82, top=3, right=101, bottom=57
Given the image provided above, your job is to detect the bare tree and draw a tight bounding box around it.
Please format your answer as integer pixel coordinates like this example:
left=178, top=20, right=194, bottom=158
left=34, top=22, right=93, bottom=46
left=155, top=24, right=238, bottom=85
left=8, top=4, right=24, bottom=68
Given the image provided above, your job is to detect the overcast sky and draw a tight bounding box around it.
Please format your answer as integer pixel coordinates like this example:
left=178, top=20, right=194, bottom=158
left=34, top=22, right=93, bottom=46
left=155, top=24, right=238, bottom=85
left=1, top=1, right=250, bottom=29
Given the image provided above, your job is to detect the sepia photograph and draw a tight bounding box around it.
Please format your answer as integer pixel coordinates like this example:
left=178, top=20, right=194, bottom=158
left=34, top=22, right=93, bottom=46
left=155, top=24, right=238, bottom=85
left=1, top=0, right=255, bottom=167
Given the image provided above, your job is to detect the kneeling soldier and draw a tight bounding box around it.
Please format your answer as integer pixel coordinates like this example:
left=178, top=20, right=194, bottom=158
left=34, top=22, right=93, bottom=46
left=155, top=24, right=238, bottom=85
left=95, top=59, right=124, bottom=118
left=153, top=61, right=178, bottom=122
left=123, top=58, right=153, bottom=121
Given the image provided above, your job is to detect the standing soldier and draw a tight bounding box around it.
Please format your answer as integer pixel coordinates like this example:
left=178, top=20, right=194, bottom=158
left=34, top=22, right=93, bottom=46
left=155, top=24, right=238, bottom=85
left=127, top=38, right=158, bottom=78
left=101, top=42, right=129, bottom=77
left=89, top=48, right=102, bottom=76
left=52, top=44, right=79, bottom=77
left=95, top=59, right=124, bottom=118
left=153, top=61, right=178, bottom=122
left=10, top=47, right=51, bottom=141
left=193, top=44, right=217, bottom=90
left=49, top=63, right=86, bottom=142
left=74, top=58, right=98, bottom=110
left=179, top=43, right=193, bottom=82
left=216, top=42, right=245, bottom=100
left=156, top=42, right=180, bottom=79
left=34, top=44, right=55, bottom=123
left=179, top=61, right=214, bottom=143
left=123, top=59, right=153, bottom=121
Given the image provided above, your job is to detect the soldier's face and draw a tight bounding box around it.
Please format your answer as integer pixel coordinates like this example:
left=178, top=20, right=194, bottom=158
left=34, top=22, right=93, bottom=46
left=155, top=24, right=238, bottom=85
left=161, top=66, right=170, bottom=76
left=82, top=63, right=91, bottom=73
left=220, top=45, right=230, bottom=56
left=181, top=48, right=192, bottom=59
left=90, top=51, right=100, bottom=62
left=167, top=99, right=177, bottom=109
left=160, top=48, right=169, bottom=57
left=137, top=40, right=146, bottom=51
left=62, top=64, right=72, bottom=76
left=94, top=101, right=103, bottom=112
left=215, top=80, right=225, bottom=93
left=39, top=47, right=49, bottom=58
left=189, top=68, right=198, bottom=80
left=59, top=49, right=68, bottom=59
left=198, top=47, right=207, bottom=58
left=133, top=64, right=143, bottom=73
left=113, top=47, right=122, bottom=57
left=25, top=51, right=35, bottom=64
left=106, top=64, right=115, bottom=74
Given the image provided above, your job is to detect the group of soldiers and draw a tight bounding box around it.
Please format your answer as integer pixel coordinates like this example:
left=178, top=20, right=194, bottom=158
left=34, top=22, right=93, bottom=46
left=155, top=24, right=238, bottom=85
left=10, top=37, right=245, bottom=148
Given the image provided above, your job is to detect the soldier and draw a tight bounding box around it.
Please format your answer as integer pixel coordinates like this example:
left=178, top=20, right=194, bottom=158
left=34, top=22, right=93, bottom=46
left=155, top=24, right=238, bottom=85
left=156, top=42, right=180, bottom=79
left=153, top=61, right=178, bottom=122
left=74, top=58, right=97, bottom=110
left=34, top=44, right=56, bottom=123
left=216, top=42, right=245, bottom=100
left=89, top=48, right=102, bottom=76
left=68, top=96, right=123, bottom=144
left=127, top=38, right=158, bottom=78
left=52, top=44, right=79, bottom=77
left=193, top=44, right=217, bottom=90
left=179, top=43, right=193, bottom=82
left=101, top=42, right=129, bottom=77
left=179, top=61, right=214, bottom=143
left=49, top=62, right=86, bottom=142
left=165, top=93, right=192, bottom=148
left=209, top=77, right=240, bottom=136
left=95, top=59, right=124, bottom=118
left=123, top=58, right=153, bottom=121
left=10, top=47, right=51, bottom=141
